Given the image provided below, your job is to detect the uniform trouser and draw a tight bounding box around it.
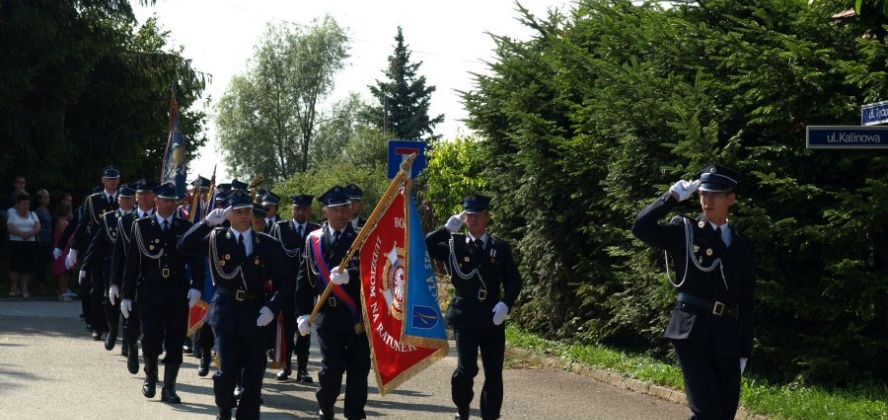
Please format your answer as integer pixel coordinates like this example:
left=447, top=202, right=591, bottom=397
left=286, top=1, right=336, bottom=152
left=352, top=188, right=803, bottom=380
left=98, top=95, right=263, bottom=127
left=89, top=270, right=106, bottom=333
left=213, top=328, right=268, bottom=420
left=452, top=325, right=506, bottom=420
left=122, top=302, right=141, bottom=352
left=195, top=323, right=215, bottom=355
left=277, top=308, right=297, bottom=372
left=295, top=327, right=311, bottom=372
left=672, top=338, right=741, bottom=420
left=316, top=326, right=370, bottom=419
left=80, top=280, right=92, bottom=326
left=101, top=268, right=119, bottom=335
left=139, top=301, right=187, bottom=364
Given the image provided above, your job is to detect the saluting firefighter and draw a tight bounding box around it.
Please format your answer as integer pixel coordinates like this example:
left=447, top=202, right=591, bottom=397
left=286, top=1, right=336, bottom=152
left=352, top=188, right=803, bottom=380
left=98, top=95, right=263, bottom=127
left=80, top=183, right=135, bottom=352
left=270, top=194, right=319, bottom=383
left=109, top=178, right=157, bottom=374
left=425, top=194, right=522, bottom=420
left=295, top=185, right=369, bottom=420
left=120, top=182, right=204, bottom=404
left=631, top=164, right=756, bottom=420
left=177, top=189, right=293, bottom=420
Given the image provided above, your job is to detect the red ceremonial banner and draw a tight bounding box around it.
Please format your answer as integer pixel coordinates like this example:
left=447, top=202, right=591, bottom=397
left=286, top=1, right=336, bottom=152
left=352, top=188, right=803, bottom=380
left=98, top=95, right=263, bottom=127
left=360, top=187, right=447, bottom=396
left=186, top=299, right=209, bottom=336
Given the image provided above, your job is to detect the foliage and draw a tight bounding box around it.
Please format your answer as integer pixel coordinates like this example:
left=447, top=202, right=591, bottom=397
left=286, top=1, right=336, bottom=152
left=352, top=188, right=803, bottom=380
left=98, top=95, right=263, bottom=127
left=463, top=0, right=888, bottom=386
left=419, top=135, right=490, bottom=224
left=216, top=15, right=349, bottom=185
left=0, top=0, right=207, bottom=201
left=363, top=26, right=445, bottom=141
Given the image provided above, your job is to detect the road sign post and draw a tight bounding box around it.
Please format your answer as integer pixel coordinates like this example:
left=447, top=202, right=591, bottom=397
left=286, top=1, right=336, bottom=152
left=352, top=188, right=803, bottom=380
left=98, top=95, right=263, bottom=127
left=387, top=140, right=427, bottom=179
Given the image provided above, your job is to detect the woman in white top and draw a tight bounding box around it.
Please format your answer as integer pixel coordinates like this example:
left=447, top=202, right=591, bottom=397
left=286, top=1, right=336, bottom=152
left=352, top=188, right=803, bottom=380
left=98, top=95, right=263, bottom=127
left=7, top=191, right=40, bottom=298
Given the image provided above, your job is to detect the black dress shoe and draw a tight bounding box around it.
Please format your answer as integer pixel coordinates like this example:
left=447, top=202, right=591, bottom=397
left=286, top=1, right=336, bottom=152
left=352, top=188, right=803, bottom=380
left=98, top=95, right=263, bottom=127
left=197, top=354, right=211, bottom=377
left=276, top=368, right=290, bottom=381
left=104, top=331, right=117, bottom=351
left=216, top=410, right=232, bottom=420
left=160, top=387, right=181, bottom=404
left=296, top=369, right=313, bottom=383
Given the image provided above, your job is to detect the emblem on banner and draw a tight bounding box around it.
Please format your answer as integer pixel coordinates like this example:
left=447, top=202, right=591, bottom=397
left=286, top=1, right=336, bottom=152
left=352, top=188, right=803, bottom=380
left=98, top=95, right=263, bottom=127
left=382, top=245, right=406, bottom=321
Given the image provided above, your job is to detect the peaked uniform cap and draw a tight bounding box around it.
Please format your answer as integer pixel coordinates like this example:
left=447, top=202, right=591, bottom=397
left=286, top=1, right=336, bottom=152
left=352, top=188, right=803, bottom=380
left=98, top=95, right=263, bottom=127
left=290, top=194, right=314, bottom=207
left=153, top=182, right=179, bottom=200
left=134, top=179, right=159, bottom=193
left=252, top=203, right=268, bottom=218
left=191, top=176, right=211, bottom=189
left=261, top=192, right=281, bottom=206
left=344, top=183, right=363, bottom=200
left=118, top=184, right=136, bottom=198
left=227, top=189, right=252, bottom=210
left=462, top=194, right=492, bottom=214
left=319, top=185, right=350, bottom=208
left=697, top=164, right=742, bottom=192
left=230, top=179, right=249, bottom=192
left=101, top=165, right=121, bottom=178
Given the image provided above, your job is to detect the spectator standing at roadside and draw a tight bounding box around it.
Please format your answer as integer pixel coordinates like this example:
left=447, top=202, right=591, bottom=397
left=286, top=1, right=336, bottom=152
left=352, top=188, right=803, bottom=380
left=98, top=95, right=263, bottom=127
left=7, top=191, right=39, bottom=298
left=34, top=189, right=53, bottom=295
left=52, top=192, right=76, bottom=301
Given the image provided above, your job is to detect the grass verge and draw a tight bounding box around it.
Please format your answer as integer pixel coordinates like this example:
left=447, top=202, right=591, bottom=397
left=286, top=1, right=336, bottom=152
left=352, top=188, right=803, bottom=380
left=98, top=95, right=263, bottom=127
left=505, top=325, right=888, bottom=420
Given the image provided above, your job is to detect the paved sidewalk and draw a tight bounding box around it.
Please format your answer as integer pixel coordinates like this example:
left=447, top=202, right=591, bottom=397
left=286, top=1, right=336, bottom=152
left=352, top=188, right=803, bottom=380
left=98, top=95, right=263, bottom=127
left=0, top=300, right=690, bottom=420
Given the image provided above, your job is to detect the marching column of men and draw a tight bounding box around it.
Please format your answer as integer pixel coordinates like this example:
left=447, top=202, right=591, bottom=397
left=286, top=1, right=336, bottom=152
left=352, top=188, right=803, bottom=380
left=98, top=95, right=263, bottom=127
left=63, top=166, right=529, bottom=420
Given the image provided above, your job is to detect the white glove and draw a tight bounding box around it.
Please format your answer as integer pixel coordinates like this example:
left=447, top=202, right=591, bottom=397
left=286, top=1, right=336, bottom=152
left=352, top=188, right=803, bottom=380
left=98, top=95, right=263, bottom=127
left=65, top=249, right=78, bottom=270
left=52, top=247, right=63, bottom=259
left=740, top=357, right=748, bottom=374
left=256, top=306, right=274, bottom=327
left=120, top=299, right=132, bottom=319
left=330, top=268, right=349, bottom=285
left=445, top=210, right=467, bottom=232
left=669, top=179, right=701, bottom=202
left=492, top=301, right=509, bottom=326
left=205, top=206, right=231, bottom=226
left=108, top=285, right=120, bottom=306
left=297, top=314, right=311, bottom=336
left=187, top=288, right=202, bottom=308
left=78, top=270, right=87, bottom=286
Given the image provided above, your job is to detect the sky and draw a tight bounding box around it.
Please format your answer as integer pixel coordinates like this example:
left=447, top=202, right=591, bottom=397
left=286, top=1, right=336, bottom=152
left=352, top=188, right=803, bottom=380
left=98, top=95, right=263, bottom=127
left=132, top=0, right=572, bottom=181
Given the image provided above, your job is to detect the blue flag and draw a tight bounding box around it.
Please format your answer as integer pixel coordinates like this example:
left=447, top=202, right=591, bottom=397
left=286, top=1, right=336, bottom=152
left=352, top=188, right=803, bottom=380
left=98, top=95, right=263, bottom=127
left=161, top=98, right=187, bottom=199
left=401, top=191, right=448, bottom=347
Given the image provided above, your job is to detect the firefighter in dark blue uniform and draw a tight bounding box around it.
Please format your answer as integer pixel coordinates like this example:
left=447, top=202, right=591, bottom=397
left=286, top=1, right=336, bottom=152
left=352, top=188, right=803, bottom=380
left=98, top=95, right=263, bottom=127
left=81, top=183, right=135, bottom=351
left=631, top=165, right=756, bottom=420
left=344, top=183, right=366, bottom=230
left=295, top=185, right=368, bottom=420
left=178, top=189, right=293, bottom=420
left=121, top=182, right=204, bottom=404
left=425, top=194, right=522, bottom=420
left=261, top=192, right=282, bottom=235
left=67, top=165, right=121, bottom=340
left=110, top=179, right=157, bottom=373
left=271, top=194, right=319, bottom=383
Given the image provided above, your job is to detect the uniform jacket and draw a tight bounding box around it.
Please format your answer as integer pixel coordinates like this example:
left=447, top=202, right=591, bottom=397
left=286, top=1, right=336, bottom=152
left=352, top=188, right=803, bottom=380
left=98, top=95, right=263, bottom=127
left=81, top=209, right=128, bottom=281
left=177, top=221, right=292, bottom=335
left=70, top=192, right=119, bottom=254
left=262, top=215, right=282, bottom=235
left=271, top=219, right=320, bottom=316
left=425, top=226, right=522, bottom=330
left=295, top=223, right=360, bottom=331
left=122, top=215, right=203, bottom=306
left=631, top=192, right=756, bottom=358
left=110, top=209, right=153, bottom=289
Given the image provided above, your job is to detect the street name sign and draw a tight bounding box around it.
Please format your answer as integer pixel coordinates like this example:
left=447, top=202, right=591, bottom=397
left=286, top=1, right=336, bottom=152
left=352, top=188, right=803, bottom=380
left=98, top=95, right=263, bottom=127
left=806, top=126, right=888, bottom=149
left=861, top=100, right=888, bottom=126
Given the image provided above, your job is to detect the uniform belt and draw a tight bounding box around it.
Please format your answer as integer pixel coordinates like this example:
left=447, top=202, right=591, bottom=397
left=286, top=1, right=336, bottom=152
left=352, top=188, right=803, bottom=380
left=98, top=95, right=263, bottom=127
left=677, top=292, right=737, bottom=318
left=455, top=289, right=491, bottom=302
left=217, top=287, right=266, bottom=302
left=146, top=268, right=181, bottom=279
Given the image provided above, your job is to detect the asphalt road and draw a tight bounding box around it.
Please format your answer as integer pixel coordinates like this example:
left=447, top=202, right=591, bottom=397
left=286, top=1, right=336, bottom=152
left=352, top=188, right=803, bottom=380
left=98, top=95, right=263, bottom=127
left=0, top=299, right=690, bottom=420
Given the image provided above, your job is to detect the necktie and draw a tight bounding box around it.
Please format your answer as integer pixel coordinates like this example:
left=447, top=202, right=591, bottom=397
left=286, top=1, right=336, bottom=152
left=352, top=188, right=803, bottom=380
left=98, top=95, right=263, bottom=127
left=297, top=224, right=304, bottom=237
left=332, top=230, right=341, bottom=248
left=472, top=238, right=484, bottom=256
left=162, top=219, right=169, bottom=232
left=237, top=234, right=246, bottom=258
left=714, top=226, right=726, bottom=249
left=107, top=195, right=114, bottom=206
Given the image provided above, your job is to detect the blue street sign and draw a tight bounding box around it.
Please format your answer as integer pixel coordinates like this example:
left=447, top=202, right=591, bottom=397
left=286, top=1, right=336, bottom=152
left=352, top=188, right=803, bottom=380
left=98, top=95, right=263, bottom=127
left=806, top=126, right=888, bottom=149
left=387, top=140, right=427, bottom=179
left=861, top=100, right=888, bottom=126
